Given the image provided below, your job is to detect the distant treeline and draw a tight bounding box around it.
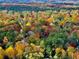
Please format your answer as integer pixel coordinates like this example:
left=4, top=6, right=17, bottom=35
left=0, top=5, right=79, bottom=12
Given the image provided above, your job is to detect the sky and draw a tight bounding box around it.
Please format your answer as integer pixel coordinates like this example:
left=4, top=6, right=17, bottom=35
left=0, top=0, right=78, bottom=3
